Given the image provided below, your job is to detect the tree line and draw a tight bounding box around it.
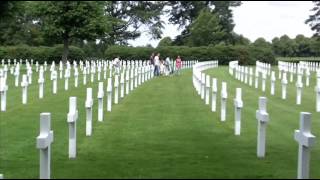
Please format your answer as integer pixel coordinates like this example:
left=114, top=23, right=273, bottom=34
left=1, top=1, right=320, bottom=61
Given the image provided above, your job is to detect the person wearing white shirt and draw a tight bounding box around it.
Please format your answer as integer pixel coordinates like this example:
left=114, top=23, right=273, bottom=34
left=154, top=53, right=160, bottom=76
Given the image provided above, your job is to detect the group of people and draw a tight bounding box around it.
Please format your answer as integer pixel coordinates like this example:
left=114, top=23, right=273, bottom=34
left=150, top=53, right=182, bottom=76
left=111, top=53, right=183, bottom=77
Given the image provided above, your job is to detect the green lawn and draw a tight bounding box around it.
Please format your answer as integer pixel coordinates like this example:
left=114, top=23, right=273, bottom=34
left=0, top=66, right=320, bottom=178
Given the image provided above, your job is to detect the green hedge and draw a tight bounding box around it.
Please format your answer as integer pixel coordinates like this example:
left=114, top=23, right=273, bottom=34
left=0, top=44, right=85, bottom=63
left=276, top=57, right=320, bottom=62
left=104, top=45, right=276, bottom=65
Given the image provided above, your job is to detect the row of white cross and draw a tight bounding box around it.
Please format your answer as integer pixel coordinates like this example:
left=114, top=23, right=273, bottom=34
left=0, top=58, right=195, bottom=112
left=6, top=60, right=196, bottom=179
left=193, top=61, right=316, bottom=179
left=229, top=61, right=320, bottom=109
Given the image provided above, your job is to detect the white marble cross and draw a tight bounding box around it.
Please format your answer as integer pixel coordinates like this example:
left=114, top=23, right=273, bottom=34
left=296, top=70, right=303, bottom=105
left=244, top=67, right=248, bottom=84
left=256, top=97, right=269, bottom=158
left=261, top=71, right=266, bottom=92
left=97, top=82, right=104, bottom=122
left=38, top=66, right=45, bottom=99
left=107, top=78, right=112, bottom=112
left=14, top=65, right=20, bottom=87
left=97, top=65, right=101, bottom=81
left=91, top=65, right=95, bottom=83
left=294, top=112, right=316, bottom=179
left=59, top=62, right=63, bottom=79
left=83, top=66, right=87, bottom=85
left=234, top=88, right=243, bottom=135
left=270, top=71, right=275, bottom=96
left=36, top=113, right=54, bottom=179
left=255, top=70, right=259, bottom=89
left=130, top=68, right=134, bottom=91
left=21, top=74, right=29, bottom=104
left=134, top=68, right=138, bottom=88
left=249, top=68, right=253, bottom=86
left=67, top=97, right=78, bottom=159
left=315, top=70, right=320, bottom=112
left=281, top=72, right=288, bottom=100
left=200, top=73, right=205, bottom=100
left=120, top=72, right=125, bottom=99
left=74, top=68, right=79, bottom=88
left=64, top=68, right=70, bottom=91
left=114, top=75, right=119, bottom=104
left=27, top=66, right=33, bottom=85
left=85, top=88, right=93, bottom=136
left=305, top=68, right=310, bottom=87
left=205, top=75, right=210, bottom=105
left=51, top=70, right=58, bottom=94
left=211, top=78, right=218, bottom=112
left=138, top=67, right=142, bottom=86
left=125, top=70, right=130, bottom=95
left=221, top=82, right=228, bottom=122
left=0, top=76, right=8, bottom=111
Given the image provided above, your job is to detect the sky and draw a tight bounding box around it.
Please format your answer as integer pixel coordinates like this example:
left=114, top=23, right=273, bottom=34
left=128, top=1, right=315, bottom=47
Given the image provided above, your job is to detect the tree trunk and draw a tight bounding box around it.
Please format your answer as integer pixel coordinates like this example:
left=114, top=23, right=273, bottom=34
left=62, top=37, right=69, bottom=63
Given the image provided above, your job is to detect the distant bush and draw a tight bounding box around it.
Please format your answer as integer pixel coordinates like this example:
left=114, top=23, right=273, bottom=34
left=105, top=45, right=276, bottom=65
left=0, top=44, right=85, bottom=63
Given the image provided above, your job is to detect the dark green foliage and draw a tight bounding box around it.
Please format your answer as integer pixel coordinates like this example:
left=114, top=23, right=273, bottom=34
left=0, top=45, right=84, bottom=63
left=306, top=1, right=320, bottom=36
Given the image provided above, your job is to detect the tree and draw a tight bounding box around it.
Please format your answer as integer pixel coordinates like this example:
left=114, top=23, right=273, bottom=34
left=233, top=33, right=251, bottom=45
left=167, top=1, right=241, bottom=45
left=102, top=1, right=165, bottom=46
left=271, top=35, right=296, bottom=57
left=211, top=1, right=242, bottom=44
left=157, top=37, right=173, bottom=47
left=306, top=1, right=320, bottom=36
left=253, top=38, right=272, bottom=49
left=186, top=9, right=226, bottom=46
left=294, top=34, right=312, bottom=57
left=33, top=1, right=109, bottom=62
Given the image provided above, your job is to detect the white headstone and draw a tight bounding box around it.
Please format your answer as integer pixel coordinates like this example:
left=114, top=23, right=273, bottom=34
left=221, top=82, right=228, bottom=122
left=107, top=78, right=112, bottom=112
left=51, top=71, right=57, bottom=94
left=281, top=72, right=288, bottom=99
left=205, top=75, right=210, bottom=105
left=296, top=70, right=303, bottom=105
left=256, top=97, right=269, bottom=158
left=255, top=69, right=259, bottom=89
left=211, top=78, right=217, bottom=112
left=38, top=66, right=45, bottom=99
left=294, top=112, right=316, bottom=179
left=201, top=73, right=205, bottom=100
left=67, top=97, right=78, bottom=159
left=85, top=88, right=93, bottom=136
left=126, top=70, right=130, bottom=95
left=64, top=69, right=70, bottom=91
left=270, top=71, right=276, bottom=95
left=36, top=113, right=54, bottom=179
left=97, top=82, right=104, bottom=122
left=21, top=74, right=29, bottom=104
left=234, top=88, right=243, bottom=135
left=120, top=72, right=125, bottom=99
left=114, top=75, right=119, bottom=104
left=0, top=76, right=8, bottom=111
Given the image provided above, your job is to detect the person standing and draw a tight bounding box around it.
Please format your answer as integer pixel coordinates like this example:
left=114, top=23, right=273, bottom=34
left=113, top=56, right=121, bottom=75
left=175, top=55, right=182, bottom=75
left=154, top=53, right=160, bottom=76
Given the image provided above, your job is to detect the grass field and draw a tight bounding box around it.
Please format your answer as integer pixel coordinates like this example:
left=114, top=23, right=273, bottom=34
left=1, top=66, right=320, bottom=178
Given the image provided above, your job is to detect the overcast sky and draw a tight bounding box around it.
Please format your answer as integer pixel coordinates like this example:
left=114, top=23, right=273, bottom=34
left=128, top=1, right=315, bottom=47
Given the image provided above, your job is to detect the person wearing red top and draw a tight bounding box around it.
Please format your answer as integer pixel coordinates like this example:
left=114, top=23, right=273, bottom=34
left=175, top=55, right=182, bottom=75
